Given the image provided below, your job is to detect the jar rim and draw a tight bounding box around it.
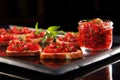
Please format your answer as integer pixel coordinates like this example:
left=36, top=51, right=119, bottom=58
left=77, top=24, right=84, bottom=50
left=78, top=20, right=113, bottom=28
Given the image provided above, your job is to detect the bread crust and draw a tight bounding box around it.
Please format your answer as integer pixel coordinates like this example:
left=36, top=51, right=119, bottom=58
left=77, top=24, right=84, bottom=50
left=29, top=38, right=42, bottom=43
left=6, top=47, right=42, bottom=56
left=14, top=34, right=31, bottom=40
left=40, top=50, right=83, bottom=59
left=28, top=37, right=54, bottom=44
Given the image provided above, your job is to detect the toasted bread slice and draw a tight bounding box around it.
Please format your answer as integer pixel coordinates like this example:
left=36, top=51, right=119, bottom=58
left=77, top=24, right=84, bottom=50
left=40, top=49, right=83, bottom=59
left=6, top=50, right=40, bottom=56
left=6, top=47, right=42, bottom=57
left=56, top=38, right=79, bottom=47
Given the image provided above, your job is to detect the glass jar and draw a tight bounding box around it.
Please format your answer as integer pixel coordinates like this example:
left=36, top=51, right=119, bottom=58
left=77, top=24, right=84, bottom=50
left=78, top=18, right=113, bottom=51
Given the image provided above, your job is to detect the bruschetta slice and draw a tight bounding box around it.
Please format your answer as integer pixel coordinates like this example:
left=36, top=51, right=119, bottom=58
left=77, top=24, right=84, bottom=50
left=40, top=42, right=83, bottom=59
left=6, top=39, right=42, bottom=56
left=56, top=32, right=79, bottom=48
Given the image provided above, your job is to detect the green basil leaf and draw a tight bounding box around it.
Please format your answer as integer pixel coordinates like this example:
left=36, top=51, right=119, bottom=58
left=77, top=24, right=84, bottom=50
left=51, top=31, right=58, bottom=37
left=57, top=30, right=66, bottom=35
left=47, top=26, right=60, bottom=31
left=35, top=22, right=39, bottom=33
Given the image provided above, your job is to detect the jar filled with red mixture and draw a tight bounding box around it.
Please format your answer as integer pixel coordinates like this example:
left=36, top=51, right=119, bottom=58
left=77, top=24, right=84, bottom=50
left=78, top=18, right=113, bottom=51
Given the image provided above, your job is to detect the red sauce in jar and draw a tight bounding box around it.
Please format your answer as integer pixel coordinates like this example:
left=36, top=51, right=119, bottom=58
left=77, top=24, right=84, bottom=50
left=78, top=18, right=113, bottom=51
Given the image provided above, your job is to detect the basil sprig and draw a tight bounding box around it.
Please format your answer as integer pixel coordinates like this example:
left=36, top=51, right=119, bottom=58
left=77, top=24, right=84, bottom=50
left=47, top=26, right=60, bottom=31
left=35, top=21, right=39, bottom=34
left=34, top=22, right=66, bottom=47
left=41, top=26, right=61, bottom=47
left=35, top=21, right=46, bottom=34
left=42, top=26, right=60, bottom=42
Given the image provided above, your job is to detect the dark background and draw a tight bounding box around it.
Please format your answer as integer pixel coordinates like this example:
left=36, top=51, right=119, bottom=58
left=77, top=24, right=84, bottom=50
left=0, top=0, right=120, bottom=80
left=0, top=0, right=120, bottom=35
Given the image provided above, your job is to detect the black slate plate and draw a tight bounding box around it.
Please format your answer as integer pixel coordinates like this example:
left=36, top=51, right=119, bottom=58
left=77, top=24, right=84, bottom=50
left=0, top=25, right=120, bottom=80
left=0, top=36, right=120, bottom=80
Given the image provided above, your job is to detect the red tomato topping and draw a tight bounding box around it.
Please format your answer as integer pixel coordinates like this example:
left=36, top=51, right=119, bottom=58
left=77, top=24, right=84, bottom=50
left=0, top=28, right=7, bottom=35
left=78, top=18, right=113, bottom=51
left=58, top=32, right=78, bottom=42
left=0, top=34, right=15, bottom=42
left=26, top=32, right=45, bottom=39
left=43, top=42, right=77, bottom=53
left=10, top=26, right=33, bottom=34
left=7, top=40, right=40, bottom=51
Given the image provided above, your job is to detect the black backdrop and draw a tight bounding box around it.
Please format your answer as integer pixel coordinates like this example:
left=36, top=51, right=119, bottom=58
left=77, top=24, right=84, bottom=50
left=0, top=0, right=120, bottom=80
left=44, top=0, right=120, bottom=35
left=0, top=0, right=120, bottom=35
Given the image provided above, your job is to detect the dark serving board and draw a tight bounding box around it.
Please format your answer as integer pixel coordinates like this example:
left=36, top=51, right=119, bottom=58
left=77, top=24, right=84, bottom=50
left=0, top=26, right=120, bottom=80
